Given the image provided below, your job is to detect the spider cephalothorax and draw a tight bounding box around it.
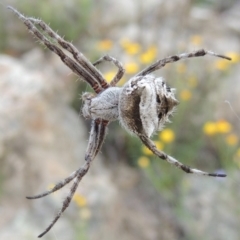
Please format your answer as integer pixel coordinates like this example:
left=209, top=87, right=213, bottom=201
left=8, top=6, right=231, bottom=238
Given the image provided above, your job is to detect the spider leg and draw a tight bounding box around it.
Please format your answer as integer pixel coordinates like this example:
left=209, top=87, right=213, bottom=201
left=136, top=49, right=231, bottom=77
left=8, top=6, right=106, bottom=93
left=36, top=119, right=108, bottom=237
left=26, top=120, right=108, bottom=200
left=139, top=134, right=226, bottom=177
left=89, top=119, right=109, bottom=159
left=93, top=55, right=125, bottom=86
left=38, top=161, right=90, bottom=238
left=26, top=170, right=79, bottom=199
left=27, top=17, right=110, bottom=92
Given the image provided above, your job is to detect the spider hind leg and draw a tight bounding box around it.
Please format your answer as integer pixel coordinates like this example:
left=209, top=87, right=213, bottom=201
left=139, top=134, right=226, bottom=177
left=36, top=120, right=108, bottom=238
left=26, top=169, right=79, bottom=199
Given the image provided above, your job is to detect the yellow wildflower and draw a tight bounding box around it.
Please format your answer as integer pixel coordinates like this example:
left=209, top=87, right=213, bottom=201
left=214, top=59, right=230, bottom=71
left=142, top=145, right=154, bottom=155
left=125, top=43, right=141, bottom=55
left=180, top=90, right=192, bottom=101
left=138, top=156, right=150, bottom=168
left=216, top=120, right=232, bottom=133
left=104, top=71, right=116, bottom=83
left=190, top=35, right=203, bottom=46
left=226, top=134, right=238, bottom=146
left=140, top=46, right=157, bottom=64
left=120, top=39, right=141, bottom=55
left=73, top=193, right=88, bottom=207
left=176, top=63, right=186, bottom=74
left=125, top=62, right=139, bottom=74
left=97, top=39, right=113, bottom=51
left=226, top=52, right=240, bottom=63
left=159, top=128, right=175, bottom=143
left=203, top=121, right=217, bottom=136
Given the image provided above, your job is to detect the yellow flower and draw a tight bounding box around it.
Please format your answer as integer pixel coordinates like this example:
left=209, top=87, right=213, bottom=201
left=138, top=156, right=150, bottom=168
left=126, top=43, right=141, bottom=55
left=216, top=120, right=232, bottom=133
left=73, top=193, right=88, bottom=207
left=176, top=63, right=186, bottom=74
left=120, top=39, right=141, bottom=55
left=190, top=35, right=203, bottom=46
left=140, top=46, right=157, bottom=64
left=142, top=145, right=153, bottom=155
left=180, top=90, right=192, bottom=101
left=203, top=121, right=217, bottom=136
left=97, top=39, right=113, bottom=51
left=125, top=62, right=139, bottom=74
left=159, top=128, right=175, bottom=143
left=154, top=141, right=164, bottom=150
left=214, top=59, right=230, bottom=71
left=226, top=134, right=238, bottom=146
left=104, top=71, right=116, bottom=83
left=226, top=52, right=240, bottom=63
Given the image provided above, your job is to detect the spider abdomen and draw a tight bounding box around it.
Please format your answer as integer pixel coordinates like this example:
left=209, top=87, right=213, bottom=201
left=119, top=75, right=178, bottom=137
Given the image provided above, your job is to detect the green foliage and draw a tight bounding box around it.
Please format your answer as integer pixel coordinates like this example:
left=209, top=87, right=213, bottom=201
left=0, top=0, right=93, bottom=52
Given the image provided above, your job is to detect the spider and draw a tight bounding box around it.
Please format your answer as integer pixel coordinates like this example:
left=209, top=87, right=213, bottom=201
left=8, top=6, right=231, bottom=238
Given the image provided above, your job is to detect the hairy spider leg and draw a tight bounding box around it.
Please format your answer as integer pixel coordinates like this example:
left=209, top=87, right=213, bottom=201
left=28, top=17, right=110, bottom=93
left=26, top=120, right=108, bottom=200
left=136, top=49, right=231, bottom=77
left=38, top=162, right=90, bottom=238
left=139, top=134, right=226, bottom=177
left=93, top=55, right=125, bottom=86
left=8, top=6, right=106, bottom=93
left=37, top=119, right=108, bottom=237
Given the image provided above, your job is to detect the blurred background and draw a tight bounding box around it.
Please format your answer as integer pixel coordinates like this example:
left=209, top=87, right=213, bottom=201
left=0, top=0, right=240, bottom=239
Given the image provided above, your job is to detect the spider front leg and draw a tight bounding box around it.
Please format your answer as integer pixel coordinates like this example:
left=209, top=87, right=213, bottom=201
left=136, top=49, right=231, bottom=77
left=139, top=134, right=226, bottom=177
left=28, top=17, right=109, bottom=92
left=8, top=6, right=107, bottom=93
left=93, top=55, right=125, bottom=86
